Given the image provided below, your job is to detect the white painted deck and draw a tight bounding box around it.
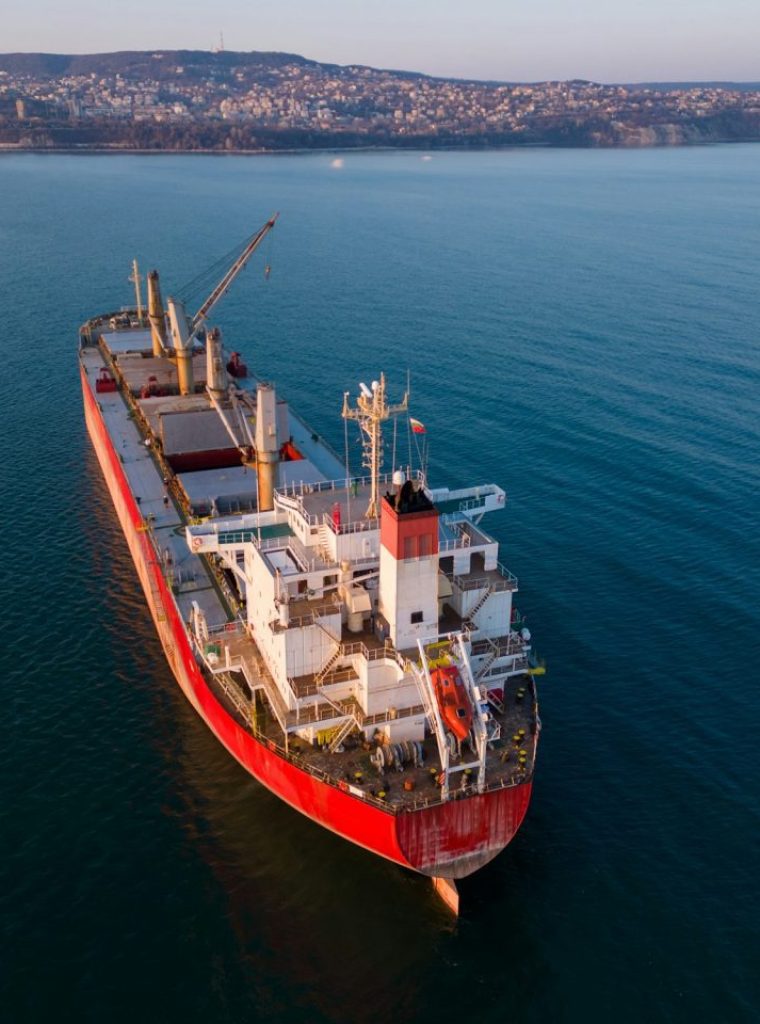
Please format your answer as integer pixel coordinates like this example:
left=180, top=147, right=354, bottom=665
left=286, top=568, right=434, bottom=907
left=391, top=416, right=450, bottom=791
left=81, top=344, right=229, bottom=629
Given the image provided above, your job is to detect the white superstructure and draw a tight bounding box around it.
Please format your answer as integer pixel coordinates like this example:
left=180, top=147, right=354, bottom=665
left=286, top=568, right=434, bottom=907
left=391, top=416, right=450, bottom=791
left=186, top=381, right=529, bottom=769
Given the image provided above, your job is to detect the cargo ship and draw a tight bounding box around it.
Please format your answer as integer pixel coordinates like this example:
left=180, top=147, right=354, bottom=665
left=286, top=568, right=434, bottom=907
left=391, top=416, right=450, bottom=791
left=79, top=216, right=541, bottom=911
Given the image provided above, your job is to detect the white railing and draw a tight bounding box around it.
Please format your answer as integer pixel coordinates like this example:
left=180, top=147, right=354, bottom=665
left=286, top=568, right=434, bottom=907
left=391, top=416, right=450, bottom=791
left=439, top=520, right=496, bottom=553
left=286, top=604, right=341, bottom=630
left=439, top=523, right=472, bottom=552
left=322, top=511, right=379, bottom=536
left=497, top=562, right=519, bottom=586
left=471, top=631, right=527, bottom=658
left=214, top=530, right=285, bottom=550
left=280, top=469, right=423, bottom=499
left=426, top=483, right=503, bottom=508
left=458, top=495, right=489, bottom=513
left=454, top=564, right=518, bottom=594
left=285, top=533, right=332, bottom=573
left=205, top=619, right=245, bottom=638
left=274, top=470, right=425, bottom=526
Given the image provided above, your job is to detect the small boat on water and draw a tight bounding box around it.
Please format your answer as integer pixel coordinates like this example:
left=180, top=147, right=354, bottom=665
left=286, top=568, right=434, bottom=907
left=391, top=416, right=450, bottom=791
left=431, top=665, right=473, bottom=741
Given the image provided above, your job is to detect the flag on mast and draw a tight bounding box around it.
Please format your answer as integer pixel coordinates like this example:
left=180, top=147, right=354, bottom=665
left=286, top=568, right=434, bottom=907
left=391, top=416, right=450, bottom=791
left=410, top=417, right=426, bottom=434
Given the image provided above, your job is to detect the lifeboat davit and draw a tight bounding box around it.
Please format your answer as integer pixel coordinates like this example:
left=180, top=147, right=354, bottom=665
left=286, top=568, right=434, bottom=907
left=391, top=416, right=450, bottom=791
left=431, top=665, right=472, bottom=741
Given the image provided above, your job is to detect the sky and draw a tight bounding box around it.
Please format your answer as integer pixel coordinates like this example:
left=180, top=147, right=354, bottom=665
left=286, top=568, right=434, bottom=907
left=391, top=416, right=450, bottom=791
left=3, top=0, right=759, bottom=83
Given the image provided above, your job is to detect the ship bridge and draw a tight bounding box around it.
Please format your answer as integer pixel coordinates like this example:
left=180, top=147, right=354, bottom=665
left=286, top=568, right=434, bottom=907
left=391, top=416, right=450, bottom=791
left=185, top=473, right=528, bottom=755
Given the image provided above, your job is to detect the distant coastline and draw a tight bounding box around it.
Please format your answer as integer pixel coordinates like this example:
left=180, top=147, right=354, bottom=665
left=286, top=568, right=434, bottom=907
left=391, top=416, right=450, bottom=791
left=2, top=137, right=760, bottom=155
left=3, top=49, right=760, bottom=152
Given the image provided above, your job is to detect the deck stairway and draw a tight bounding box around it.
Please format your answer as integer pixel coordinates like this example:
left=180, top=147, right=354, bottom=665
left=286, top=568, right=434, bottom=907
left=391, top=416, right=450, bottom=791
left=474, top=638, right=499, bottom=681
left=465, top=585, right=493, bottom=626
left=315, top=522, right=334, bottom=563
left=314, top=687, right=363, bottom=752
left=190, top=602, right=300, bottom=738
left=315, top=643, right=343, bottom=686
left=458, top=562, right=519, bottom=632
left=325, top=712, right=360, bottom=753
left=287, top=533, right=332, bottom=573
left=471, top=634, right=530, bottom=680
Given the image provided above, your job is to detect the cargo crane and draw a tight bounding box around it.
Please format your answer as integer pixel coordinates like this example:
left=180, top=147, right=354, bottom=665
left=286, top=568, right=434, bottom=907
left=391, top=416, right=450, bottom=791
left=159, top=213, right=279, bottom=396
left=150, top=213, right=282, bottom=511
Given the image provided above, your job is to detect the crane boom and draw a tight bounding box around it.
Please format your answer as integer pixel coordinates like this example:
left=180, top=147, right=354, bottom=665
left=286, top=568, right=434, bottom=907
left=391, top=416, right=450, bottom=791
left=190, top=213, right=278, bottom=335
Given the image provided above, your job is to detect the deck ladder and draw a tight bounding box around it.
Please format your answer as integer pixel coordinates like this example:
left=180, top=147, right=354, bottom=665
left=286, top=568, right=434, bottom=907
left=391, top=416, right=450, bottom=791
left=464, top=583, right=494, bottom=630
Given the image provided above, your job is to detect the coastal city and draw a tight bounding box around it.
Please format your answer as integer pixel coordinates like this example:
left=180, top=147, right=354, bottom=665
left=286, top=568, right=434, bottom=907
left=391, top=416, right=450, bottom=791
left=1, top=49, right=760, bottom=149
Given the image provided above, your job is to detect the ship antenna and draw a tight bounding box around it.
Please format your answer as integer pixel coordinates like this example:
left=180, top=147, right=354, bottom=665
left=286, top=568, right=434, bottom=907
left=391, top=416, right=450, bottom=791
left=406, top=370, right=413, bottom=480
left=129, top=259, right=144, bottom=323
left=391, top=414, right=398, bottom=479
left=343, top=395, right=352, bottom=526
left=342, top=373, right=408, bottom=518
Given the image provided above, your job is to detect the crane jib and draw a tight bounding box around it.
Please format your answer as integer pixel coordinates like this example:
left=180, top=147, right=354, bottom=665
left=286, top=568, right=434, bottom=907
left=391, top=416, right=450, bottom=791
left=191, top=213, right=279, bottom=334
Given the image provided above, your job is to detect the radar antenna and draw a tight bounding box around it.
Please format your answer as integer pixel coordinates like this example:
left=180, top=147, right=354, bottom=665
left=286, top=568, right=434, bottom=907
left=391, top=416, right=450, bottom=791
left=342, top=374, right=408, bottom=518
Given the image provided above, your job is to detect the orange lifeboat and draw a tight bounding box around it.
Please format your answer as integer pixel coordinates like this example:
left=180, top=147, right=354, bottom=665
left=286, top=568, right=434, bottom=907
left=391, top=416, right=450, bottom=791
left=431, top=665, right=472, bottom=741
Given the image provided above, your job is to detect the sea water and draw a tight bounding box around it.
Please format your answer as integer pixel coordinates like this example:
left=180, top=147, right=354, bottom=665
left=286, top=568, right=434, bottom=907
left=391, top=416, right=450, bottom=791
left=0, top=146, right=758, bottom=1023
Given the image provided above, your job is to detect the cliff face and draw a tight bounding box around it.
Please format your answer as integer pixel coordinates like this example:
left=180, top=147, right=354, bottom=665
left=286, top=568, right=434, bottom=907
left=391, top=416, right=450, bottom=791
left=541, top=110, right=760, bottom=148
left=589, top=123, right=697, bottom=146
left=598, top=111, right=760, bottom=147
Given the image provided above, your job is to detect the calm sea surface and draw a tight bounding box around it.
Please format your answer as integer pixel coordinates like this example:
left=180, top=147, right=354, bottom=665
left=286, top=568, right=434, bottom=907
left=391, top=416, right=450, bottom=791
left=1, top=147, right=758, bottom=1023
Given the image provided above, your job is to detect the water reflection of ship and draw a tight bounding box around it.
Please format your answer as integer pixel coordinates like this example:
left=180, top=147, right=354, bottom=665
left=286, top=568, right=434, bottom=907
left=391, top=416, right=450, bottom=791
left=167, top=700, right=452, bottom=1022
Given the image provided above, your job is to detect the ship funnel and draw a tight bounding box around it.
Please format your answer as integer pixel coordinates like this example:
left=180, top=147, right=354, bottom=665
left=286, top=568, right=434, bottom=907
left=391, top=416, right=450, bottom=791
left=255, top=382, right=279, bottom=512
left=206, top=327, right=227, bottom=399
left=147, top=270, right=167, bottom=357
left=167, top=296, right=194, bottom=396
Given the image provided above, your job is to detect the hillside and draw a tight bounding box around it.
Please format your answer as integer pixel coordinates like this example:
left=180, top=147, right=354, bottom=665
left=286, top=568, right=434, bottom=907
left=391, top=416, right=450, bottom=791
left=2, top=50, right=759, bottom=151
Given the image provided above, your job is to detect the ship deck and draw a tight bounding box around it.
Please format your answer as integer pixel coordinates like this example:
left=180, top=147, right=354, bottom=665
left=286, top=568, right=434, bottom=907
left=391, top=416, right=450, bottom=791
left=214, top=665, right=537, bottom=812
left=80, top=340, right=234, bottom=629
left=204, top=617, right=536, bottom=813
left=302, top=670, right=537, bottom=810
left=81, top=325, right=537, bottom=817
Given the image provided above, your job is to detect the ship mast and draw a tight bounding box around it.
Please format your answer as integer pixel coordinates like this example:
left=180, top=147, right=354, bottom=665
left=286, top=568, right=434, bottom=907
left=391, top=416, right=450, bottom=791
left=342, top=374, right=408, bottom=518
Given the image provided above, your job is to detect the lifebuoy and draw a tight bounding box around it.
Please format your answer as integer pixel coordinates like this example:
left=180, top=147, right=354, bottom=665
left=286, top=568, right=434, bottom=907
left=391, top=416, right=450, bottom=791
left=191, top=537, right=202, bottom=552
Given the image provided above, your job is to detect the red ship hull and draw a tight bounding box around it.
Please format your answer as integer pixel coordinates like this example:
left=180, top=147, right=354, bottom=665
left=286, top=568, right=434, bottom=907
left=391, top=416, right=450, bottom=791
left=81, top=363, right=533, bottom=878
